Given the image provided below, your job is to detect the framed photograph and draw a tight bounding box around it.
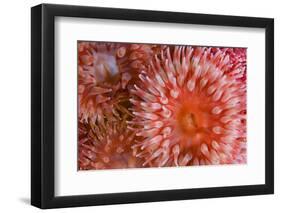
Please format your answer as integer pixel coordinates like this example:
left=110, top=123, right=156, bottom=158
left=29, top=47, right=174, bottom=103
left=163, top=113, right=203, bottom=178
left=31, top=3, right=274, bottom=209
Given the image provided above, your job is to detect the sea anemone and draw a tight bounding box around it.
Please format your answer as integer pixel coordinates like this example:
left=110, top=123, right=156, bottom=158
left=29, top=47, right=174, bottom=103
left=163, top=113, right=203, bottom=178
left=78, top=116, right=142, bottom=170
left=78, top=42, right=163, bottom=124
left=129, top=46, right=246, bottom=167
left=78, top=42, right=132, bottom=123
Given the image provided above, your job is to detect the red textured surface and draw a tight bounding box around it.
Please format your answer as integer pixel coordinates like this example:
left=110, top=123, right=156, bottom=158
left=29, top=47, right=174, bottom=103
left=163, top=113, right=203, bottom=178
left=78, top=42, right=246, bottom=170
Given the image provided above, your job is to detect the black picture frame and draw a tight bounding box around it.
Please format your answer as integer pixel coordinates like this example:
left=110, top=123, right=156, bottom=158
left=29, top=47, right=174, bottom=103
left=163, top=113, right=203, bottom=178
left=31, top=3, right=274, bottom=209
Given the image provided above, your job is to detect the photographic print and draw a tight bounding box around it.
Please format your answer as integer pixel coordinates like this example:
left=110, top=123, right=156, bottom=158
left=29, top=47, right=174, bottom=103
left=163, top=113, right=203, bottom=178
left=31, top=4, right=274, bottom=208
left=78, top=42, right=247, bottom=170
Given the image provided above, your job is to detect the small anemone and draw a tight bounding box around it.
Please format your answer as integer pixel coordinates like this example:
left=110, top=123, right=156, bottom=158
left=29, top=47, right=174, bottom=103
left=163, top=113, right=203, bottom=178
left=78, top=115, right=143, bottom=170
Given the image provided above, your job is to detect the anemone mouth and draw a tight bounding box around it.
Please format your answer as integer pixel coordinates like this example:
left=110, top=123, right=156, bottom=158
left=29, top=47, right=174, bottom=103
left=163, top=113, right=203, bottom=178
left=92, top=52, right=121, bottom=85
left=175, top=95, right=210, bottom=134
left=177, top=110, right=198, bottom=133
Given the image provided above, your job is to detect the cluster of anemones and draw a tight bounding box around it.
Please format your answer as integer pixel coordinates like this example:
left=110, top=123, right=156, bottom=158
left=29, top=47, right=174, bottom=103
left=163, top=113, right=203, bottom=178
left=78, top=41, right=246, bottom=170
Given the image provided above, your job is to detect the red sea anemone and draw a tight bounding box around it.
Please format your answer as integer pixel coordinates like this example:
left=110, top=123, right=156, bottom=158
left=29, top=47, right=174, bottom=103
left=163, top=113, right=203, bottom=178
left=78, top=118, right=142, bottom=170
left=78, top=42, right=161, bottom=123
left=78, top=42, right=139, bottom=123
left=129, top=46, right=246, bottom=167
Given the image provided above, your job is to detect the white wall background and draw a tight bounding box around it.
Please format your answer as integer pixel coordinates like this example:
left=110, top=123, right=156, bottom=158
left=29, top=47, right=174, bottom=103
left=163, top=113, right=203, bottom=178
left=0, top=0, right=279, bottom=212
